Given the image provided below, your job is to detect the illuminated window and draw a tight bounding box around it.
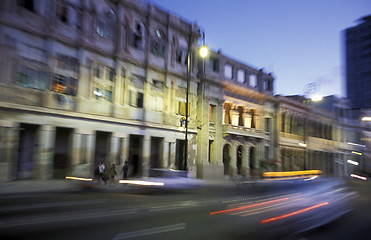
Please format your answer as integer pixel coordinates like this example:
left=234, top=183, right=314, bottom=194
left=178, top=101, right=190, bottom=116
left=51, top=75, right=77, bottom=96
left=93, top=87, right=112, bottom=102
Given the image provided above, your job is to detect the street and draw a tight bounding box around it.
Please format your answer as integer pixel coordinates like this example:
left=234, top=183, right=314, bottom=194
left=0, top=180, right=370, bottom=240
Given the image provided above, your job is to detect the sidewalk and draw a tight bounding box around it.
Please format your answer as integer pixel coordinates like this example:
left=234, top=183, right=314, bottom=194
left=0, top=177, right=238, bottom=196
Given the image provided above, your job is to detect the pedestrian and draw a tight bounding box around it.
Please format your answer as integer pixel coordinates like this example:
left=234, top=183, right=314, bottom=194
left=98, top=161, right=106, bottom=185
left=109, top=163, right=117, bottom=186
left=122, top=161, right=129, bottom=180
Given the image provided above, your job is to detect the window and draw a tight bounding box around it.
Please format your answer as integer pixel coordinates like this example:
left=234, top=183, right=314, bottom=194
left=151, top=95, right=163, bottom=112
left=237, top=69, right=245, bottom=83
left=209, top=104, right=216, bottom=122
left=93, top=87, right=112, bottom=102
left=17, top=66, right=49, bottom=90
left=249, top=74, right=257, bottom=87
left=51, top=75, right=77, bottom=96
left=58, top=5, right=68, bottom=24
left=210, top=58, right=219, bottom=73
left=105, top=67, right=115, bottom=81
left=265, top=79, right=273, bottom=91
left=96, top=9, right=116, bottom=40
left=18, top=0, right=34, bottom=12
left=225, top=64, right=233, bottom=79
left=129, top=90, right=143, bottom=108
left=265, top=118, right=271, bottom=133
left=178, top=101, right=190, bottom=116
left=151, top=29, right=166, bottom=57
left=176, top=49, right=187, bottom=65
left=132, top=22, right=144, bottom=49
left=55, top=54, right=79, bottom=72
left=94, top=67, right=102, bottom=78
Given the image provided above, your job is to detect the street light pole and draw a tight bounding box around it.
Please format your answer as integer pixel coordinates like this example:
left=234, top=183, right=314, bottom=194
left=183, top=30, right=208, bottom=171
left=184, top=44, right=191, bottom=170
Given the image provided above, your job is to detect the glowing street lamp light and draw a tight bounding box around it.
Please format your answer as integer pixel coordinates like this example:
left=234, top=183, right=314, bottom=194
left=199, top=46, right=209, bottom=59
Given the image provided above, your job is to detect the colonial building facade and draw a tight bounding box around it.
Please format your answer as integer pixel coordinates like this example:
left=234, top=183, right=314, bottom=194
left=0, top=0, right=365, bottom=181
left=0, top=0, right=204, bottom=180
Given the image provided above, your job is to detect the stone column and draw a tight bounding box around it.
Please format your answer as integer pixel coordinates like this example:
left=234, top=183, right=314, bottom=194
left=70, top=131, right=82, bottom=176
left=162, top=139, right=170, bottom=168
left=229, top=143, right=237, bottom=176
left=86, top=134, right=95, bottom=177
left=0, top=120, right=18, bottom=181
left=168, top=140, right=176, bottom=169
left=36, top=125, right=55, bottom=180
left=141, top=135, right=151, bottom=177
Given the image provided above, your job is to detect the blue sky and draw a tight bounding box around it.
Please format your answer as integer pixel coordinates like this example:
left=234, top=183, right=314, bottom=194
left=149, top=0, right=370, bottom=97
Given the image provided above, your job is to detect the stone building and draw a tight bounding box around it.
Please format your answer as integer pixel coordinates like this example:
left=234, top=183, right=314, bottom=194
left=196, top=50, right=276, bottom=178
left=0, top=0, right=365, bottom=182
left=0, top=0, right=204, bottom=180
left=277, top=95, right=363, bottom=177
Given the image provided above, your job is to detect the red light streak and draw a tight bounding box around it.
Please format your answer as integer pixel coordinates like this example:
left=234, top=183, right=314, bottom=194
left=209, top=198, right=289, bottom=215
left=260, top=202, right=329, bottom=224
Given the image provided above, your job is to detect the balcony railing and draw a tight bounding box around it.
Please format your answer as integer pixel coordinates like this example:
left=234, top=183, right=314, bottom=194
left=223, top=124, right=267, bottom=139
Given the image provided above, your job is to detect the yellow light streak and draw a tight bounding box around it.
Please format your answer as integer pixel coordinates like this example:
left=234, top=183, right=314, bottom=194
left=262, top=170, right=322, bottom=178
left=65, top=176, right=93, bottom=181
left=351, top=151, right=363, bottom=156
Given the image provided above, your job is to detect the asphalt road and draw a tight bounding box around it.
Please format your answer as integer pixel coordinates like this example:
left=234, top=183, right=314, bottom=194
left=0, top=180, right=370, bottom=240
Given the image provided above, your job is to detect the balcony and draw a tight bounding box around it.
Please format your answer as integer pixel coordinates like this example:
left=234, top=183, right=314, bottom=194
left=223, top=124, right=268, bottom=139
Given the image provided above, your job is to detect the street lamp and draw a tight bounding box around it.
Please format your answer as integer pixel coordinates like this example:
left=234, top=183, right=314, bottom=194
left=183, top=34, right=208, bottom=171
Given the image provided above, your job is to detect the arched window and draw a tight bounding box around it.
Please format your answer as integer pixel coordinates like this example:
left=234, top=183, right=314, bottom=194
left=96, top=9, right=116, bottom=40
left=151, top=29, right=166, bottom=57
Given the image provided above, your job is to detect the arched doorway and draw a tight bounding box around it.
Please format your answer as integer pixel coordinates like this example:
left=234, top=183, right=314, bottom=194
left=237, top=146, right=243, bottom=175
left=249, top=147, right=256, bottom=177
left=223, top=144, right=231, bottom=175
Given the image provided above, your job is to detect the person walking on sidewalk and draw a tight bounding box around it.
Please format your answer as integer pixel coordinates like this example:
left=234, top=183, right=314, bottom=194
left=98, top=161, right=106, bottom=185
left=122, top=161, right=129, bottom=180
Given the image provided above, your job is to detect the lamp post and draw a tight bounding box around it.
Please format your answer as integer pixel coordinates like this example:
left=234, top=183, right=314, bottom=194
left=183, top=34, right=208, bottom=171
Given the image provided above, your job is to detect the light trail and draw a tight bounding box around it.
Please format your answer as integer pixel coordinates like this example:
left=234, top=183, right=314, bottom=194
left=209, top=197, right=289, bottom=215
left=260, top=202, right=329, bottom=224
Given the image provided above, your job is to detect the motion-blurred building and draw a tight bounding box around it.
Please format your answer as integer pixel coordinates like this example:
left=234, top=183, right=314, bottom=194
left=344, top=14, right=371, bottom=118
left=0, top=0, right=205, bottom=180
left=344, top=14, right=371, bottom=175
left=0, top=0, right=367, bottom=181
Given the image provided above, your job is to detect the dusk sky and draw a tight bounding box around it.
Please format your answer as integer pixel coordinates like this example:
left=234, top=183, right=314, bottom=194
left=149, top=0, right=370, bottom=97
